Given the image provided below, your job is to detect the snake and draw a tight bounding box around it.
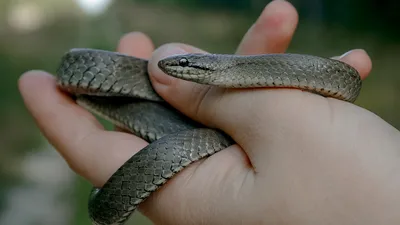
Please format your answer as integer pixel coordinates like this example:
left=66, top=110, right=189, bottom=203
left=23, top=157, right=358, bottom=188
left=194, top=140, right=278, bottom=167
left=56, top=48, right=362, bottom=225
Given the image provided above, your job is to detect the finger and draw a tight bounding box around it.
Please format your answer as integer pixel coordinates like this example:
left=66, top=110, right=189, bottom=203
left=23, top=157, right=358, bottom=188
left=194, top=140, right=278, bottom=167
left=19, top=32, right=155, bottom=186
left=19, top=71, right=148, bottom=187
left=149, top=43, right=210, bottom=121
left=236, top=0, right=298, bottom=55
left=117, top=31, right=154, bottom=59
left=150, top=45, right=372, bottom=170
left=332, top=49, right=372, bottom=80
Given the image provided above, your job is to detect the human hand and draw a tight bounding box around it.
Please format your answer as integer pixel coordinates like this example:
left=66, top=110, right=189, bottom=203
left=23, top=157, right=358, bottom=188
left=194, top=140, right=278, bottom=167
left=19, top=0, right=400, bottom=225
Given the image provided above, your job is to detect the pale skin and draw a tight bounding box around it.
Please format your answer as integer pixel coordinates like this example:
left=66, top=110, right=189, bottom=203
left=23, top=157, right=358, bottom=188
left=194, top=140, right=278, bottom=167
left=18, top=0, right=400, bottom=224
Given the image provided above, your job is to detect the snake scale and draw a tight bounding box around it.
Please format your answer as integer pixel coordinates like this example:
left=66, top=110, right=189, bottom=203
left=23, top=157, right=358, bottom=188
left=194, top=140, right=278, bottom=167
left=56, top=48, right=362, bottom=225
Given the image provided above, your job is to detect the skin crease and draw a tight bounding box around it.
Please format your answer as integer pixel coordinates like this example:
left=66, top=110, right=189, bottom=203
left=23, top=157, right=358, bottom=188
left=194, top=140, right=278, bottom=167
left=18, top=0, right=400, bottom=224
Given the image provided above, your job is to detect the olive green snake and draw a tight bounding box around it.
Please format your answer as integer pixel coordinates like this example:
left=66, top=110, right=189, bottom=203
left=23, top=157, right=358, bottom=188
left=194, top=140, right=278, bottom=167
left=56, top=48, right=362, bottom=225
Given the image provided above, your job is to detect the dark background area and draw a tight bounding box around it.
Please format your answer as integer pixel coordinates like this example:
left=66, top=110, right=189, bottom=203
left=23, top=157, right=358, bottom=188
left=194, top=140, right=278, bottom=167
left=0, top=0, right=398, bottom=224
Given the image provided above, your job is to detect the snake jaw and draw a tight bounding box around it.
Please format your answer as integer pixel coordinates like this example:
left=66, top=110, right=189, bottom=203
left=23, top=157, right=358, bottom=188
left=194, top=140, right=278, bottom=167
left=158, top=53, right=218, bottom=84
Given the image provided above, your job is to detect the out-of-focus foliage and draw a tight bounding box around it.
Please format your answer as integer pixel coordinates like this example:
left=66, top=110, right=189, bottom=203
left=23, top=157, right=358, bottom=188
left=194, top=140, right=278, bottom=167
left=135, top=0, right=400, bottom=38
left=0, top=0, right=398, bottom=225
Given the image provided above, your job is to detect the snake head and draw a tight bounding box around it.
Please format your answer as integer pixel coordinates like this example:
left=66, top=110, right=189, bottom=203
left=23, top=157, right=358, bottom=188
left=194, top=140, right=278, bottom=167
left=158, top=53, right=222, bottom=84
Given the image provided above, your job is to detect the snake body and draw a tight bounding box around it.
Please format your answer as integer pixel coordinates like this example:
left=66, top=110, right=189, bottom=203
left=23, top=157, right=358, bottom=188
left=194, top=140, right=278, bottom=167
left=56, top=48, right=362, bottom=225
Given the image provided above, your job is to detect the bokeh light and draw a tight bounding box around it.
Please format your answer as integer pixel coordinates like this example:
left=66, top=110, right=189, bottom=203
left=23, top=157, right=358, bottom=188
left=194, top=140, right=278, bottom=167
left=74, top=0, right=112, bottom=15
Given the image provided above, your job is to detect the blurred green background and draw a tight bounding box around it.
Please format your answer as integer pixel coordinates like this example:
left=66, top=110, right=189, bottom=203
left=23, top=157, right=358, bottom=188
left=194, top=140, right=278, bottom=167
left=0, top=0, right=398, bottom=224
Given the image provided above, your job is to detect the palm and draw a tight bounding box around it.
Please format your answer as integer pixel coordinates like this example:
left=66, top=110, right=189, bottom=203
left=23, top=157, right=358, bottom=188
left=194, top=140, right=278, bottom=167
left=19, top=1, right=398, bottom=224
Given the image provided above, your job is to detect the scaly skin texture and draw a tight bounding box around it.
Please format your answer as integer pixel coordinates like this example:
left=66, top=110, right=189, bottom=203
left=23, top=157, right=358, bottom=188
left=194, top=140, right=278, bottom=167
left=56, top=48, right=362, bottom=225
left=158, top=53, right=362, bottom=102
left=57, top=48, right=162, bottom=102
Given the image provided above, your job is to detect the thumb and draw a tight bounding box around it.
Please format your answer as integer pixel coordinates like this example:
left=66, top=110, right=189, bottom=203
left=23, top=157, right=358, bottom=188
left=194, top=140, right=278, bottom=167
left=148, top=43, right=213, bottom=123
left=147, top=43, right=354, bottom=173
left=147, top=43, right=311, bottom=164
left=148, top=43, right=246, bottom=132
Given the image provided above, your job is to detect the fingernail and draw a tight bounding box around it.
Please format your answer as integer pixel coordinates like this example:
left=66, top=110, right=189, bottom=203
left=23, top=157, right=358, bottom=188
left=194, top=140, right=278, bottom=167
left=339, top=50, right=354, bottom=59
left=151, top=45, right=188, bottom=86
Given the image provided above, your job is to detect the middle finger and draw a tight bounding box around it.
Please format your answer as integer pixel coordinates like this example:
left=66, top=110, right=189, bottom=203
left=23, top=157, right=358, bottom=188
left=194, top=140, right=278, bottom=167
left=236, top=0, right=298, bottom=55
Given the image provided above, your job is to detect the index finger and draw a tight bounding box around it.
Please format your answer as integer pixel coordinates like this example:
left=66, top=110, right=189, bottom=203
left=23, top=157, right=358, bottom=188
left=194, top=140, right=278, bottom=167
left=18, top=32, right=155, bottom=187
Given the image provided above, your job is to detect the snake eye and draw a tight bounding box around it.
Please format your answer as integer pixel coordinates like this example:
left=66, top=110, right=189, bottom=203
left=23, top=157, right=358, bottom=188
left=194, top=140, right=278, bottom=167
left=179, top=58, right=189, bottom=67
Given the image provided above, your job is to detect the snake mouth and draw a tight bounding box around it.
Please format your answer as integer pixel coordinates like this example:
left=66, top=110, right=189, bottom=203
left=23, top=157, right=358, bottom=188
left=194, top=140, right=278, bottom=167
left=157, top=56, right=179, bottom=74
left=157, top=54, right=215, bottom=83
